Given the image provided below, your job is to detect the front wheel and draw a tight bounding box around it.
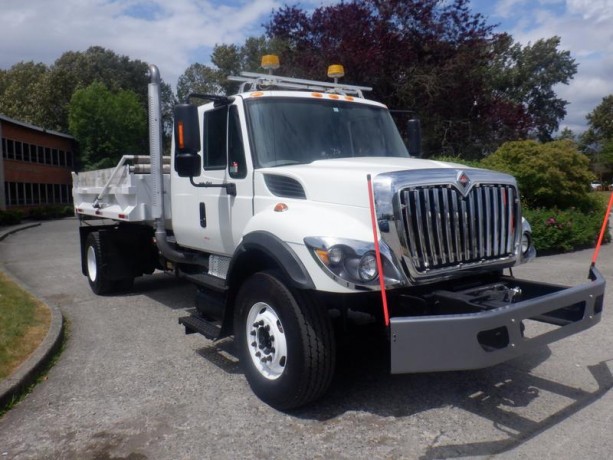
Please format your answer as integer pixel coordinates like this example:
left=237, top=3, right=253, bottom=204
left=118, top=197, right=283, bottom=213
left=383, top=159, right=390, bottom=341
left=234, top=271, right=335, bottom=410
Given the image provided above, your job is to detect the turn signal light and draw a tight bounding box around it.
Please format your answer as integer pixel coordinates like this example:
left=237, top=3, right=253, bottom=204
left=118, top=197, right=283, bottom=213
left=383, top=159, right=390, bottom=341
left=177, top=120, right=185, bottom=150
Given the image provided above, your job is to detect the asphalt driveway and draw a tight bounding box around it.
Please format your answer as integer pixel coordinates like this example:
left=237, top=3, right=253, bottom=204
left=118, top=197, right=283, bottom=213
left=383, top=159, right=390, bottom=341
left=0, top=218, right=612, bottom=459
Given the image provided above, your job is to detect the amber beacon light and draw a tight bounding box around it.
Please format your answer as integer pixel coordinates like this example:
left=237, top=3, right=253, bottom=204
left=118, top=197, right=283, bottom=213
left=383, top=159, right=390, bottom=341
left=327, top=64, right=345, bottom=83
left=261, top=54, right=280, bottom=74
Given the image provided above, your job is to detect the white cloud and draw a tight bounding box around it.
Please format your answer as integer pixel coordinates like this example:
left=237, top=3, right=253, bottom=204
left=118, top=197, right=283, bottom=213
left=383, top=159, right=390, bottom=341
left=0, top=0, right=282, bottom=89
left=473, top=0, right=613, bottom=133
left=507, top=1, right=613, bottom=133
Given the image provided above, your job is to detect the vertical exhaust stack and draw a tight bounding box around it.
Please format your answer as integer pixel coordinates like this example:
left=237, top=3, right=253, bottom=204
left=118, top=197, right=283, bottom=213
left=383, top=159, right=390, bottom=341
left=148, top=64, right=206, bottom=266
left=148, top=64, right=164, bottom=222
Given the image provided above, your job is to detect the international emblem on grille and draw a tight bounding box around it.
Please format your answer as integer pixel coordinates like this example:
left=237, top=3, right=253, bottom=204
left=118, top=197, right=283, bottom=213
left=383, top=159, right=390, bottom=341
left=456, top=171, right=471, bottom=196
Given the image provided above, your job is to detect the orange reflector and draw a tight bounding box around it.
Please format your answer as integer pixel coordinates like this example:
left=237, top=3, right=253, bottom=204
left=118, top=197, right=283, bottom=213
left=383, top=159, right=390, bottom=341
left=274, top=203, right=288, bottom=212
left=251, top=91, right=264, bottom=97
left=311, top=92, right=323, bottom=98
left=177, top=120, right=185, bottom=150
left=315, top=248, right=330, bottom=266
left=328, top=94, right=340, bottom=100
left=344, top=96, right=354, bottom=102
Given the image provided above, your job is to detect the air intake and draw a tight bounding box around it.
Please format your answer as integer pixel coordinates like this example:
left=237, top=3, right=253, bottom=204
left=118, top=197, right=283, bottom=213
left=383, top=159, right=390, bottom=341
left=264, top=175, right=306, bottom=199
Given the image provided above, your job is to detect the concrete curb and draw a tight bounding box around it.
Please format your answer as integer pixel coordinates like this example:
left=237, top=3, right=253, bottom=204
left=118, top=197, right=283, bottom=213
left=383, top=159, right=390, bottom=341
left=0, top=222, right=65, bottom=409
left=0, top=222, right=41, bottom=241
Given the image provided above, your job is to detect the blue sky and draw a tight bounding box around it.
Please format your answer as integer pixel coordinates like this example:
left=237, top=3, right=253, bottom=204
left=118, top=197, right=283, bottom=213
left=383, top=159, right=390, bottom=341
left=0, top=0, right=611, bottom=133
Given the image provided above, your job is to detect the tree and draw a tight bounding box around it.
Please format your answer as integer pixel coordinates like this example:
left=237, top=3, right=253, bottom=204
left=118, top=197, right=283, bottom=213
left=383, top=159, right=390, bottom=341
left=265, top=0, right=503, bottom=157
left=580, top=95, right=613, bottom=182
left=176, top=37, right=287, bottom=102
left=482, top=140, right=593, bottom=211
left=39, top=46, right=150, bottom=132
left=582, top=95, right=613, bottom=146
left=556, top=127, right=576, bottom=141
left=177, top=63, right=224, bottom=102
left=260, top=1, right=579, bottom=156
left=489, top=36, right=577, bottom=142
left=68, top=82, right=147, bottom=170
left=0, top=61, right=49, bottom=126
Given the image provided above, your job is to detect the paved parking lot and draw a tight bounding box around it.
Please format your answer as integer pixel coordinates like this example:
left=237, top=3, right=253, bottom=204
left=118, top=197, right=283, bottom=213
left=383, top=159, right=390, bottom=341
left=0, top=218, right=612, bottom=459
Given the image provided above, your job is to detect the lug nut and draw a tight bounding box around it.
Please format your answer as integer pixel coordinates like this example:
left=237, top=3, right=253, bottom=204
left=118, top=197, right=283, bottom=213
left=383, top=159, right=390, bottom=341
left=255, top=352, right=261, bottom=357
left=251, top=342, right=256, bottom=347
left=250, top=330, right=256, bottom=336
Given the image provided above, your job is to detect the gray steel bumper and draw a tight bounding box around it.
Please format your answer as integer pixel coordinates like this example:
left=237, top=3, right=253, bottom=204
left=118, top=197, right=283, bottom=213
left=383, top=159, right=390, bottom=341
left=390, top=266, right=606, bottom=374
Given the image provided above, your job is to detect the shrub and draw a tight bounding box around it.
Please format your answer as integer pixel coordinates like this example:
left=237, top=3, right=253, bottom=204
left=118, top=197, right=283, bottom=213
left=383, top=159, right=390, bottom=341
left=0, top=210, right=23, bottom=226
left=27, top=206, right=74, bottom=220
left=430, top=155, right=483, bottom=169
left=523, top=205, right=610, bottom=254
left=482, top=140, right=594, bottom=212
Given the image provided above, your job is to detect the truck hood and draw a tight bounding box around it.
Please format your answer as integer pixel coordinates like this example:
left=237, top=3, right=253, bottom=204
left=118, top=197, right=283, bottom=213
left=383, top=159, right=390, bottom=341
left=258, top=157, right=471, bottom=207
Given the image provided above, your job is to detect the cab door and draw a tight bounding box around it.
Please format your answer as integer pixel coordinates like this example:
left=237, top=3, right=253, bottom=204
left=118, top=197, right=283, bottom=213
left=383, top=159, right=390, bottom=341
left=171, top=101, right=252, bottom=255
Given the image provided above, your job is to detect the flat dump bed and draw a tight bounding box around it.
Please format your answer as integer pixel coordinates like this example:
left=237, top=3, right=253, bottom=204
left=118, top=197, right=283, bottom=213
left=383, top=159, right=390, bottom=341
left=72, top=155, right=171, bottom=224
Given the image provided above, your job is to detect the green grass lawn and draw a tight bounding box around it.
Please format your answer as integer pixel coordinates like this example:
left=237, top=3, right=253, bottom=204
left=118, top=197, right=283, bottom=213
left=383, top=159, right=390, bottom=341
left=0, top=272, right=50, bottom=381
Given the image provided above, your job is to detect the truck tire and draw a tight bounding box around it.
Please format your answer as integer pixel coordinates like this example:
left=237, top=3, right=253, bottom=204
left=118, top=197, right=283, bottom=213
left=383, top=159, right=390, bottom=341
left=85, top=232, right=133, bottom=295
left=85, top=232, right=114, bottom=295
left=234, top=271, right=335, bottom=410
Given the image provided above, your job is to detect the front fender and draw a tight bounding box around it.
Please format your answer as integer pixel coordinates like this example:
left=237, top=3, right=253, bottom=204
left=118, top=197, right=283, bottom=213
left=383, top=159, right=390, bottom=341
left=230, top=231, right=314, bottom=290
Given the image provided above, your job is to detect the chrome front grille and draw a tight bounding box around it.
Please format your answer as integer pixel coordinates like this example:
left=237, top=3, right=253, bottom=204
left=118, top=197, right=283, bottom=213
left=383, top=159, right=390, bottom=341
left=400, top=184, right=518, bottom=273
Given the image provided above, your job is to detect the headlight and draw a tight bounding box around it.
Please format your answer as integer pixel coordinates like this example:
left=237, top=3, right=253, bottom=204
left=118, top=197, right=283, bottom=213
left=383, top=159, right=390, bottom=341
left=358, top=253, right=378, bottom=281
left=521, top=232, right=531, bottom=255
left=304, top=237, right=406, bottom=289
left=521, top=217, right=536, bottom=262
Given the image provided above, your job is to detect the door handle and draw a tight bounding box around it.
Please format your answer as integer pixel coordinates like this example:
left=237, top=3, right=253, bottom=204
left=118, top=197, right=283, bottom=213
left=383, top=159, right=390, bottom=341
left=199, top=202, right=206, bottom=228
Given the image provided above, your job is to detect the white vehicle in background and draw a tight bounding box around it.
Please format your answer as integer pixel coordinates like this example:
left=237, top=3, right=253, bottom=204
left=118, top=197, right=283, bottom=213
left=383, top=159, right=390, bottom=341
left=72, top=57, right=605, bottom=410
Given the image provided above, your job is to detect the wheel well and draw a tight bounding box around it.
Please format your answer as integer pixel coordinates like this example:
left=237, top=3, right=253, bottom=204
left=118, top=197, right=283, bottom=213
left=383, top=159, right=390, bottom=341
left=220, top=249, right=279, bottom=338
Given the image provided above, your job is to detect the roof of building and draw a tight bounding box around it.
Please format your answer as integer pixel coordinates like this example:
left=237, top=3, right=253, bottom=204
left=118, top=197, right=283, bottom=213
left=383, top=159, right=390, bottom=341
left=0, top=114, right=75, bottom=140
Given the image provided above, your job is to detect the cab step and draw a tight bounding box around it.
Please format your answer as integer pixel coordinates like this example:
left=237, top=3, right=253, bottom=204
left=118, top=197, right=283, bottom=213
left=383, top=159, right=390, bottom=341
left=179, top=314, right=221, bottom=340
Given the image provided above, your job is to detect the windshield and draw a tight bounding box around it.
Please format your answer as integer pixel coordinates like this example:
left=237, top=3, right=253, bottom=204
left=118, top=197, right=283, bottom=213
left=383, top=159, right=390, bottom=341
left=246, top=97, right=410, bottom=168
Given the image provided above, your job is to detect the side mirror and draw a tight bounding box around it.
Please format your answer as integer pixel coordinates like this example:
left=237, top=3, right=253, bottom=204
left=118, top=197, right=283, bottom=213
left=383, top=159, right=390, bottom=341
left=407, top=118, right=422, bottom=157
left=174, top=103, right=201, bottom=177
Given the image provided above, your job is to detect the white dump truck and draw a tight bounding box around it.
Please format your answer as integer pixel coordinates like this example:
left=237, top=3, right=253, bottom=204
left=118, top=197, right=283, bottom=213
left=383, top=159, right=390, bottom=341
left=73, top=58, right=605, bottom=410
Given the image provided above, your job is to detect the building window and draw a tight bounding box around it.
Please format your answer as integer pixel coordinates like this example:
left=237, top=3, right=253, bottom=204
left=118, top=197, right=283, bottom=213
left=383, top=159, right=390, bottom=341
left=7, top=140, right=14, bottom=159
left=15, top=142, right=23, bottom=161
left=1, top=138, right=6, bottom=158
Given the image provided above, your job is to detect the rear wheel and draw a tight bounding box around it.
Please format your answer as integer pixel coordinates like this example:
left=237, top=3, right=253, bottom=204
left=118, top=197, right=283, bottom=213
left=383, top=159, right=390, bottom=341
left=85, top=232, right=134, bottom=295
left=86, top=232, right=113, bottom=295
left=234, top=271, right=335, bottom=410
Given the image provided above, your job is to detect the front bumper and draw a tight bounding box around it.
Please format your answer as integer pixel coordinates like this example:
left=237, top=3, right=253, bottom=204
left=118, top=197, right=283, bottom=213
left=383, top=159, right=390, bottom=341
left=390, top=266, right=605, bottom=373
